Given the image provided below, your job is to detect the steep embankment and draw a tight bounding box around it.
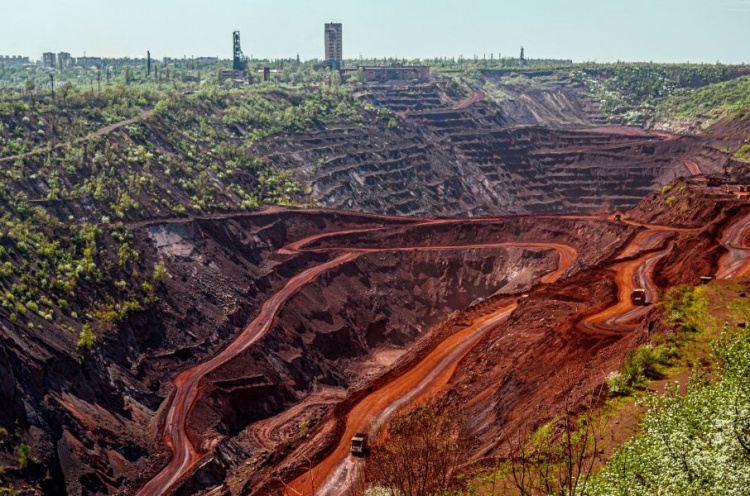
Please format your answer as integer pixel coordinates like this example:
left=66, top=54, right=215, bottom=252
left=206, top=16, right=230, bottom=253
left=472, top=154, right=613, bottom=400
left=127, top=214, right=631, bottom=496
left=256, top=185, right=750, bottom=496
left=254, top=82, right=703, bottom=217
left=3, top=73, right=748, bottom=495
left=2, top=208, right=620, bottom=496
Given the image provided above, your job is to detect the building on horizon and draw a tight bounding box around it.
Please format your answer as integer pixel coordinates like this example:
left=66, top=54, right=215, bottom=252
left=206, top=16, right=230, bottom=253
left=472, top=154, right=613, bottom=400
left=0, top=55, right=30, bottom=65
left=195, top=56, right=219, bottom=66
left=58, top=52, right=72, bottom=69
left=358, top=65, right=431, bottom=83
left=325, top=23, right=343, bottom=70
left=76, top=56, right=103, bottom=68
left=42, top=52, right=56, bottom=68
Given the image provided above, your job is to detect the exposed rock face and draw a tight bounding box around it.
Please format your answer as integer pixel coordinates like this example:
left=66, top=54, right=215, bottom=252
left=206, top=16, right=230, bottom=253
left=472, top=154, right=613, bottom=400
left=254, top=83, right=701, bottom=217
left=3, top=79, right=746, bottom=496
left=1, top=208, right=623, bottom=495
left=132, top=214, right=616, bottom=494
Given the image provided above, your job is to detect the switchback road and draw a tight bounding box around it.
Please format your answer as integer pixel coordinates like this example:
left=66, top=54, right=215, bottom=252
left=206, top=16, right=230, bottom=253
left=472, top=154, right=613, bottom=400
left=140, top=207, right=750, bottom=496
left=138, top=216, right=581, bottom=496
left=718, top=210, right=750, bottom=279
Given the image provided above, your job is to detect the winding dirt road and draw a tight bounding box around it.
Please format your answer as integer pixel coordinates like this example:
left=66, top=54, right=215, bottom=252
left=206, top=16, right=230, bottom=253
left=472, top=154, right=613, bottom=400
left=287, top=224, right=680, bottom=495
left=290, top=305, right=518, bottom=496
left=137, top=253, right=360, bottom=496
left=139, top=207, right=750, bottom=496
left=580, top=230, right=673, bottom=337
left=137, top=217, right=579, bottom=496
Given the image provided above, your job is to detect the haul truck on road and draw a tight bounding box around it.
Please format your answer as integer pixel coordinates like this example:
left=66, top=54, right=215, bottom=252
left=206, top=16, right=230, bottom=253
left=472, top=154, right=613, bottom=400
left=351, top=433, right=368, bottom=457
left=631, top=288, right=647, bottom=306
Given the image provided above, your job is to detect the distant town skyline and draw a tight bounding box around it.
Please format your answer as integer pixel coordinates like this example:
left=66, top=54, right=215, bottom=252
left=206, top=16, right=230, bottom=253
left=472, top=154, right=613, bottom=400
left=2, top=0, right=750, bottom=63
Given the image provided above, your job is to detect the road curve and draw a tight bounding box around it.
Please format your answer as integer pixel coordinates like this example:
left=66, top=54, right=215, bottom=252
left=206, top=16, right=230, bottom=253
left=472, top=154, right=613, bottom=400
left=717, top=210, right=750, bottom=279
left=297, top=242, right=576, bottom=284
left=580, top=232, right=672, bottom=337
left=287, top=240, right=578, bottom=495
left=137, top=253, right=360, bottom=496
left=138, top=218, right=580, bottom=495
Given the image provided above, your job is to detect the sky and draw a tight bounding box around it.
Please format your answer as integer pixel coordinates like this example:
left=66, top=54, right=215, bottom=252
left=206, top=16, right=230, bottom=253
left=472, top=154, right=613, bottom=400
left=2, top=0, right=749, bottom=63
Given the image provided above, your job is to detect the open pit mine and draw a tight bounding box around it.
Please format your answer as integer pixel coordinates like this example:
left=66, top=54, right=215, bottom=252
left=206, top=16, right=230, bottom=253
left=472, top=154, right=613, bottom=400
left=2, top=73, right=750, bottom=496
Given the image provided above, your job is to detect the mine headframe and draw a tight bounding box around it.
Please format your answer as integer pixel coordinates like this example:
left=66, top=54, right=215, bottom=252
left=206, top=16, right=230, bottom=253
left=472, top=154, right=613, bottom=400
left=233, top=30, right=247, bottom=71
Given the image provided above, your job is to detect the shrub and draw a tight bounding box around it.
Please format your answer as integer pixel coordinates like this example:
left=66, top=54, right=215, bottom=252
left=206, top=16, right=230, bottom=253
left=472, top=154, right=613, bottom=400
left=76, top=324, right=96, bottom=351
left=153, top=262, right=168, bottom=283
left=17, top=443, right=30, bottom=470
left=606, top=371, right=630, bottom=396
left=365, top=401, right=468, bottom=495
left=611, top=345, right=666, bottom=394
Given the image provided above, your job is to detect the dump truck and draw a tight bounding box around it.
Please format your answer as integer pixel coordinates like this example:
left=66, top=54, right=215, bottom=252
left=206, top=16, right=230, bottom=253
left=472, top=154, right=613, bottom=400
left=630, top=288, right=647, bottom=306
left=351, top=433, right=368, bottom=457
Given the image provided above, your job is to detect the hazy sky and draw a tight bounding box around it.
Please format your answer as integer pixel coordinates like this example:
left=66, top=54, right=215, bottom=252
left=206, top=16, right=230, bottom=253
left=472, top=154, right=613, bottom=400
left=3, top=0, right=749, bottom=63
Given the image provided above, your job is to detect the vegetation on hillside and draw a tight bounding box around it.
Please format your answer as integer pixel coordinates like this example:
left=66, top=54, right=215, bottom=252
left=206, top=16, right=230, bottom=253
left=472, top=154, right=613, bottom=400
left=0, top=423, right=37, bottom=495
left=0, top=57, right=330, bottom=94
left=571, top=64, right=745, bottom=125
left=589, top=325, right=750, bottom=495
left=655, top=75, right=750, bottom=121
left=0, top=82, right=372, bottom=352
left=0, top=85, right=167, bottom=158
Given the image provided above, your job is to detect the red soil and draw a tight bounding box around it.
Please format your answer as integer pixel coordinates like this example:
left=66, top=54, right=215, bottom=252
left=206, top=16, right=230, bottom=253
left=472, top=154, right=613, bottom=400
left=136, top=202, right=750, bottom=496
left=137, top=215, right=581, bottom=495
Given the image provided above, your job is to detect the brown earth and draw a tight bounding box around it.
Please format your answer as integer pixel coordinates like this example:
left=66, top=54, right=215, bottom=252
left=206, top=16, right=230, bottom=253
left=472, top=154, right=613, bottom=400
left=274, top=201, right=750, bottom=496
left=133, top=213, right=630, bottom=496
left=253, top=82, right=714, bottom=218
left=4, top=80, right=750, bottom=496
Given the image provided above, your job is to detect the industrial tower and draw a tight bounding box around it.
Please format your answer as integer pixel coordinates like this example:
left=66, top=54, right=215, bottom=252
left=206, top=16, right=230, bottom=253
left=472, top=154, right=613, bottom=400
left=233, top=31, right=247, bottom=71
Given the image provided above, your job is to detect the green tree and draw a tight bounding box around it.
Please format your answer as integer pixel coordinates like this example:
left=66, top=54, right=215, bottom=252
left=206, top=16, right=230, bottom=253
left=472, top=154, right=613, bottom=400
left=24, top=80, right=35, bottom=104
